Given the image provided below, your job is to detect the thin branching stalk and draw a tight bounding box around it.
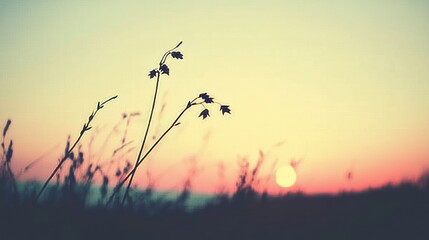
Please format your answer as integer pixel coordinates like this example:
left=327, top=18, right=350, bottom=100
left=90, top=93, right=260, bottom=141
left=121, top=42, right=182, bottom=205
left=107, top=42, right=230, bottom=206
left=107, top=98, right=198, bottom=206
left=121, top=73, right=160, bottom=205
left=36, top=95, right=117, bottom=202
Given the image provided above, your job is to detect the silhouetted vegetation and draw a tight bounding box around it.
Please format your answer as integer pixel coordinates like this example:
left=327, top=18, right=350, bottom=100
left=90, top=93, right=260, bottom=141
left=36, top=95, right=118, bottom=201
left=1, top=121, right=429, bottom=239
left=107, top=42, right=230, bottom=206
left=1, top=42, right=428, bottom=240
left=1, top=156, right=429, bottom=240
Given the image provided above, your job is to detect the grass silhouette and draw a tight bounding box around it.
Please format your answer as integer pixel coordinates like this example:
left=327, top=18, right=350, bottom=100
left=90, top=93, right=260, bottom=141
left=1, top=116, right=429, bottom=240
left=36, top=95, right=117, bottom=201
left=121, top=41, right=184, bottom=206
left=1, top=43, right=428, bottom=240
left=107, top=41, right=231, bottom=206
left=1, top=119, right=17, bottom=194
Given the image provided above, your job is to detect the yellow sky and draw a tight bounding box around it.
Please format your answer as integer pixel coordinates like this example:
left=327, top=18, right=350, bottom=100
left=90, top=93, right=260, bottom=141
left=1, top=0, right=429, bottom=194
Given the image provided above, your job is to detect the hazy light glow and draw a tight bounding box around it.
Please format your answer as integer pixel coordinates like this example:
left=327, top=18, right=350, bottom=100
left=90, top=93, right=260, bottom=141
left=1, top=1, right=429, bottom=194
left=276, top=165, right=297, bottom=188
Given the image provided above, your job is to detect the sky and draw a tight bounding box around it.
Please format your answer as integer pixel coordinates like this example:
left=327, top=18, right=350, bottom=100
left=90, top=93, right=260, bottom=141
left=1, top=0, right=429, bottom=194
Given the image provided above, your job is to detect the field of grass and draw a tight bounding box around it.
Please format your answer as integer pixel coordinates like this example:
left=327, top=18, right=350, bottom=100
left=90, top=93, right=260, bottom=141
left=1, top=179, right=428, bottom=240
left=1, top=42, right=428, bottom=240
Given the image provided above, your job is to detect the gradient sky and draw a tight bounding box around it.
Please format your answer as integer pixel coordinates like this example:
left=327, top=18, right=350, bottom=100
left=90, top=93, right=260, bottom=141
left=1, top=0, right=429, bottom=194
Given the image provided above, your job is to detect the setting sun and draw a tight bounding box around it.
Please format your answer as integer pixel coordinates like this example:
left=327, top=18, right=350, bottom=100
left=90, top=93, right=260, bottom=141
left=276, top=165, right=297, bottom=188
left=1, top=1, right=429, bottom=239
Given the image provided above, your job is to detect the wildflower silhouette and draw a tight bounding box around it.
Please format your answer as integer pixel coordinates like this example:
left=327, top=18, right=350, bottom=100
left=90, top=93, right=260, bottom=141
left=107, top=41, right=231, bottom=206
left=199, top=109, right=210, bottom=119
left=220, top=105, right=231, bottom=115
left=36, top=95, right=117, bottom=201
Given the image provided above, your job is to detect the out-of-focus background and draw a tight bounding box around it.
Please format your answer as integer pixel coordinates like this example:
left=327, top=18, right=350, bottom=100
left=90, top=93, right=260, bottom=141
left=1, top=0, right=429, bottom=194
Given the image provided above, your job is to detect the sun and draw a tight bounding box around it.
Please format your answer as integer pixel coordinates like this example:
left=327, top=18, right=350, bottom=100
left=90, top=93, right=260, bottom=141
left=275, top=165, right=297, bottom=188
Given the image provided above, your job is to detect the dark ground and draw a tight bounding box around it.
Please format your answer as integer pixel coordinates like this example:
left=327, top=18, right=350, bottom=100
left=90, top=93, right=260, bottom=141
left=1, top=182, right=428, bottom=240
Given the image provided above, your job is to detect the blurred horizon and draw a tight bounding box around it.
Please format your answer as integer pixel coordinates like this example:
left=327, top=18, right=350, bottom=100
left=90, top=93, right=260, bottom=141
left=1, top=0, right=429, bottom=195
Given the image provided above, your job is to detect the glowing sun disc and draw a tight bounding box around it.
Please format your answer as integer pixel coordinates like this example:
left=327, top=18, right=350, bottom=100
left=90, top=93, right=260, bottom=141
left=276, top=165, right=297, bottom=188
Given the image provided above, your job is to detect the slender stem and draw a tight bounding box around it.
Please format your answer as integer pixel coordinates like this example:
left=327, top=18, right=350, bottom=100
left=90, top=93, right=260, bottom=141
left=1, top=139, right=6, bottom=164
left=6, top=160, right=18, bottom=193
left=1, top=134, right=17, bottom=192
left=122, top=73, right=161, bottom=205
left=120, top=41, right=182, bottom=205
left=101, top=95, right=118, bottom=105
left=107, top=100, right=194, bottom=206
left=36, top=134, right=83, bottom=201
left=159, top=41, right=182, bottom=66
left=36, top=95, right=117, bottom=202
